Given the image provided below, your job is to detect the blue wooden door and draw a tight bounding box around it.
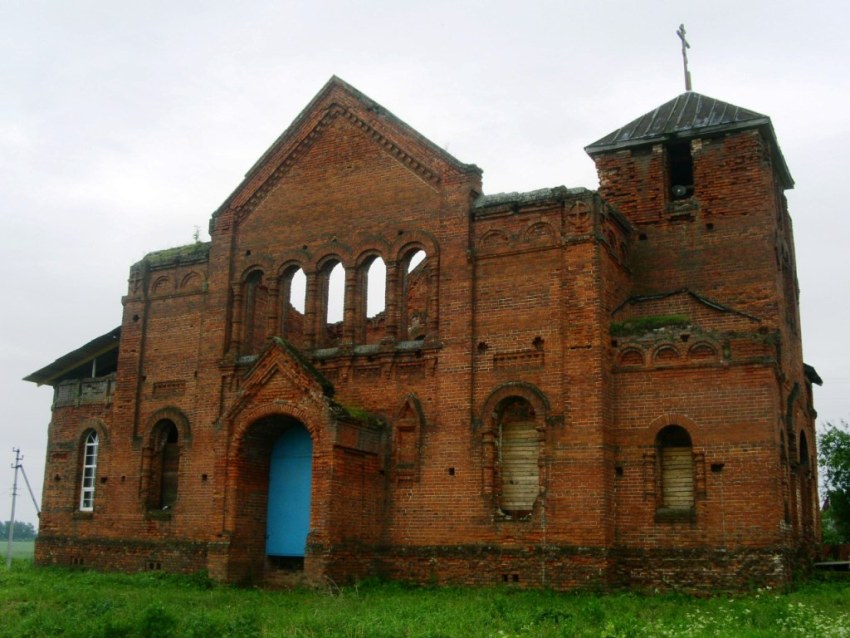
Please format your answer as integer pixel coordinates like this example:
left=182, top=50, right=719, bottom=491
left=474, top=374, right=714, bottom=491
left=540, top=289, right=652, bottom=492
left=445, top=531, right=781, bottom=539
left=266, top=425, right=312, bottom=557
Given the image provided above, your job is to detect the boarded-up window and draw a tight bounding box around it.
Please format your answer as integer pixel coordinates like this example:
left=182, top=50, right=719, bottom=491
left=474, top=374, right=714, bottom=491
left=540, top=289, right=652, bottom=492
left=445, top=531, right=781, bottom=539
left=657, top=425, right=693, bottom=509
left=498, top=398, right=538, bottom=517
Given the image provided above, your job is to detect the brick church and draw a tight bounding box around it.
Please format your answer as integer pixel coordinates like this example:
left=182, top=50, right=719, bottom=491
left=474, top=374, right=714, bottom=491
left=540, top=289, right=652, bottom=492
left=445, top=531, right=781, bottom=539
left=27, top=77, right=821, bottom=590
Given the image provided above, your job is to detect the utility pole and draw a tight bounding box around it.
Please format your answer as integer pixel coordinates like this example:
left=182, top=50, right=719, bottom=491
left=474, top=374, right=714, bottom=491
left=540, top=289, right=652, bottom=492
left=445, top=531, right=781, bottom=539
left=5, top=448, right=22, bottom=568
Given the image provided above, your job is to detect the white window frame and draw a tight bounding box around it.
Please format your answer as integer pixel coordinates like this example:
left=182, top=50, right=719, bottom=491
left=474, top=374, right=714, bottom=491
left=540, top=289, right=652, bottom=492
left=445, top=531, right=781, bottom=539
left=79, top=431, right=99, bottom=511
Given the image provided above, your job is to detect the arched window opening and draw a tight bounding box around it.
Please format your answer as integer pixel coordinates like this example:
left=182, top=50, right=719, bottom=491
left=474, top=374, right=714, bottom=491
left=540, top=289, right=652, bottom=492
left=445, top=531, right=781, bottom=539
left=320, top=261, right=345, bottom=347
left=280, top=266, right=307, bottom=348
left=290, top=268, right=306, bottom=314
left=361, top=256, right=386, bottom=344
left=243, top=270, right=269, bottom=355
left=656, top=425, right=694, bottom=510
left=497, top=397, right=539, bottom=518
left=148, top=420, right=180, bottom=511
left=402, top=249, right=428, bottom=341
left=79, top=430, right=99, bottom=512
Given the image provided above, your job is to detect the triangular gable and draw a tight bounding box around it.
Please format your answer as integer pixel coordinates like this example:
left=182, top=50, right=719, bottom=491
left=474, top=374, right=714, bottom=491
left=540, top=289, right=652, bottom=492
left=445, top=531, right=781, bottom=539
left=224, top=337, right=334, bottom=423
left=210, top=76, right=482, bottom=232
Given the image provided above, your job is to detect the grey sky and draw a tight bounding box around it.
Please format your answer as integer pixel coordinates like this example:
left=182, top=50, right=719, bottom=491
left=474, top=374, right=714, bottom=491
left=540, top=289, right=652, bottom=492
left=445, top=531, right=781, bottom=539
left=2, top=0, right=848, bottom=527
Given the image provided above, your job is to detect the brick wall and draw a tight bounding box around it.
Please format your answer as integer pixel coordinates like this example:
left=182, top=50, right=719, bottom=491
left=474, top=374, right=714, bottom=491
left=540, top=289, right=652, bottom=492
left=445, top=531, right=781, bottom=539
left=34, top=79, right=818, bottom=592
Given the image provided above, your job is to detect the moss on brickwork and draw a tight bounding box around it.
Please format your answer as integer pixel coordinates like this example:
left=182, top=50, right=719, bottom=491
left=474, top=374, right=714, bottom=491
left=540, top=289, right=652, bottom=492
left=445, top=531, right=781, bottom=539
left=609, top=315, right=690, bottom=336
left=137, top=242, right=211, bottom=270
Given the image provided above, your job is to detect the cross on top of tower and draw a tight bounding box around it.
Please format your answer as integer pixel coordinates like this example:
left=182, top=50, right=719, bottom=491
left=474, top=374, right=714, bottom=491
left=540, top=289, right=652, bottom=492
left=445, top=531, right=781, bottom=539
left=677, top=24, right=693, bottom=91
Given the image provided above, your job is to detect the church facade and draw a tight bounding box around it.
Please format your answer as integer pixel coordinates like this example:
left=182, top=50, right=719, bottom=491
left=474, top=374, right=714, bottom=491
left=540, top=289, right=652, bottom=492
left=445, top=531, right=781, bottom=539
left=27, top=77, right=821, bottom=591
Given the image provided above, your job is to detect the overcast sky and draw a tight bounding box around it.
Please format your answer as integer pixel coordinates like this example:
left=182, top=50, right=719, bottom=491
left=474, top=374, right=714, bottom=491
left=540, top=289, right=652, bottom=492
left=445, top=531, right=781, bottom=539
left=2, top=0, right=848, bottom=527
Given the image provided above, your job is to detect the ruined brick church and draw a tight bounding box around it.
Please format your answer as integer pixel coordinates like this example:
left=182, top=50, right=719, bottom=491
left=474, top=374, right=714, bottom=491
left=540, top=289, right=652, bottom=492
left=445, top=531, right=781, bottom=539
left=27, top=77, right=821, bottom=590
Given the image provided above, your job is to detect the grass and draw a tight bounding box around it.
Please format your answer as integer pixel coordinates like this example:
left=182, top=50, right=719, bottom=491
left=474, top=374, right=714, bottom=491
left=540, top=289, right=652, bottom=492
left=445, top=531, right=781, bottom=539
left=3, top=541, right=34, bottom=560
left=1, top=561, right=849, bottom=637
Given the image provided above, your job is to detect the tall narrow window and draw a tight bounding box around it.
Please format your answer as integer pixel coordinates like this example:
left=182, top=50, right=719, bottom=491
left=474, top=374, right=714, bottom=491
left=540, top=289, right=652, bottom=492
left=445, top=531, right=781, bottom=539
left=667, top=141, right=694, bottom=200
left=320, top=261, right=345, bottom=347
left=401, top=249, right=428, bottom=340
left=160, top=423, right=180, bottom=509
left=497, top=397, right=539, bottom=518
left=280, top=266, right=307, bottom=348
left=79, top=431, right=99, bottom=511
left=362, top=256, right=386, bottom=344
left=657, top=425, right=694, bottom=509
left=243, top=270, right=269, bottom=355
left=148, top=420, right=180, bottom=510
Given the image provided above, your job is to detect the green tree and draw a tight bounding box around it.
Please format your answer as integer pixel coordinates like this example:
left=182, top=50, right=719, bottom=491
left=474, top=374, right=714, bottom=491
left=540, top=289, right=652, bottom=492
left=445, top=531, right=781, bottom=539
left=0, top=520, right=37, bottom=540
left=819, top=421, right=850, bottom=544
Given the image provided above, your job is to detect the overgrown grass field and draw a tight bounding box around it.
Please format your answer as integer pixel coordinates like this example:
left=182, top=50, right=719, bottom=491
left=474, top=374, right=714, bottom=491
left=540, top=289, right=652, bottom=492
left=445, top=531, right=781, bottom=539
left=1, top=559, right=848, bottom=637
left=5, top=541, right=34, bottom=560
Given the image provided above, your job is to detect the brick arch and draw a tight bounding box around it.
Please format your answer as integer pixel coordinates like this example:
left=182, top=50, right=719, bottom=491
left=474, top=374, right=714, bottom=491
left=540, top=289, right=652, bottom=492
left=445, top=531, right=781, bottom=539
left=479, top=228, right=510, bottom=250
left=653, top=344, right=680, bottom=364
left=390, top=229, right=440, bottom=264
left=618, top=347, right=645, bottom=366
left=229, top=400, right=325, bottom=452
left=648, top=413, right=701, bottom=444
left=478, top=381, right=551, bottom=430
left=311, top=244, right=354, bottom=272
left=275, top=253, right=309, bottom=279
left=79, top=417, right=109, bottom=446
left=224, top=401, right=330, bottom=579
left=353, top=238, right=391, bottom=268
left=238, top=263, right=269, bottom=283
left=524, top=221, right=556, bottom=243
left=180, top=271, right=202, bottom=290
left=687, top=341, right=718, bottom=361
left=144, top=407, right=192, bottom=446
left=151, top=275, right=173, bottom=295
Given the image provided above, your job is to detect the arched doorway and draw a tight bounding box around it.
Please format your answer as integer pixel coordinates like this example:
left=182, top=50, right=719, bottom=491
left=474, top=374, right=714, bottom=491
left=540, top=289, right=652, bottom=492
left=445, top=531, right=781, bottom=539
left=266, top=424, right=313, bottom=558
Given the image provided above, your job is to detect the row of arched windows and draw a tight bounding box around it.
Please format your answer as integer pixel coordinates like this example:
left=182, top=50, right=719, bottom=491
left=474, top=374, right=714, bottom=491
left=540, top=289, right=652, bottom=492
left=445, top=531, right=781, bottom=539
left=234, top=244, right=435, bottom=356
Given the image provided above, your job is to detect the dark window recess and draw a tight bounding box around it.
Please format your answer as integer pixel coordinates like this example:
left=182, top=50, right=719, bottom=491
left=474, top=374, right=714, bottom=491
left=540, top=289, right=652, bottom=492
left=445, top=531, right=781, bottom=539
left=160, top=435, right=179, bottom=508
left=667, top=141, right=694, bottom=200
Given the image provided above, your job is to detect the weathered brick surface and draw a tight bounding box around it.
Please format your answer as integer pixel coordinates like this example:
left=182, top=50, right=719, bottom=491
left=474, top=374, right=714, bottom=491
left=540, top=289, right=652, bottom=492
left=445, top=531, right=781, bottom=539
left=33, top=79, right=818, bottom=592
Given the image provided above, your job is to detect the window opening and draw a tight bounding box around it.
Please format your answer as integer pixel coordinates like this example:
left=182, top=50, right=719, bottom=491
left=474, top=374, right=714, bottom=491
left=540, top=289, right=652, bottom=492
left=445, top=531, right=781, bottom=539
left=497, top=397, right=539, bottom=518
left=280, top=267, right=306, bottom=347
left=289, top=268, right=306, bottom=314
left=667, top=141, right=694, bottom=200
left=657, top=425, right=694, bottom=509
left=79, top=431, right=99, bottom=511
left=243, top=270, right=268, bottom=355
left=159, top=423, right=179, bottom=509
left=362, top=256, right=386, bottom=344
left=147, top=420, right=180, bottom=511
left=402, top=250, right=428, bottom=340
left=366, top=257, right=386, bottom=318
left=323, top=261, right=345, bottom=345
